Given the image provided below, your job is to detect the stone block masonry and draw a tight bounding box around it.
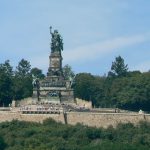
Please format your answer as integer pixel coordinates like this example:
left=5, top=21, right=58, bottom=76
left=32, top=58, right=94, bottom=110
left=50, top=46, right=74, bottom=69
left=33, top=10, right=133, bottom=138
left=66, top=112, right=150, bottom=128
left=0, top=111, right=150, bottom=128
left=0, top=111, right=65, bottom=124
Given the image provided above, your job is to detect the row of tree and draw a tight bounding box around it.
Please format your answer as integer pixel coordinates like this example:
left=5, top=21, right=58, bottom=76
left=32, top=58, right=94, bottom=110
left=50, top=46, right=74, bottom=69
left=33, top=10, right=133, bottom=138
left=0, top=56, right=149, bottom=111
left=74, top=56, right=150, bottom=111
left=0, top=59, right=44, bottom=106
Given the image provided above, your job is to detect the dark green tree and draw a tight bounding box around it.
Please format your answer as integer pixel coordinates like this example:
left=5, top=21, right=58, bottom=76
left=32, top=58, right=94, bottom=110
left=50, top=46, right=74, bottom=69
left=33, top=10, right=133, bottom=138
left=62, top=64, right=75, bottom=80
left=106, top=71, right=150, bottom=111
left=1, top=60, right=13, bottom=76
left=74, top=73, right=94, bottom=101
left=74, top=73, right=105, bottom=106
left=30, top=67, right=45, bottom=79
left=0, top=60, right=13, bottom=106
left=15, top=59, right=31, bottom=77
left=13, top=59, right=32, bottom=100
left=108, top=56, right=128, bottom=77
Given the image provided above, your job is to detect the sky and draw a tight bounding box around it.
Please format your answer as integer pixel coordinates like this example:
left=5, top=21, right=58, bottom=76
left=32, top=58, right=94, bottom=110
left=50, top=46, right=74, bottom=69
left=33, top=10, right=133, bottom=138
left=0, top=0, right=150, bottom=75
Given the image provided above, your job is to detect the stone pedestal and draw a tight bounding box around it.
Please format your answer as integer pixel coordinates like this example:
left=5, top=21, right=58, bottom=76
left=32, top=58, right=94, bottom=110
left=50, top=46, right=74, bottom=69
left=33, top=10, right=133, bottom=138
left=12, top=100, right=17, bottom=107
left=33, top=51, right=74, bottom=104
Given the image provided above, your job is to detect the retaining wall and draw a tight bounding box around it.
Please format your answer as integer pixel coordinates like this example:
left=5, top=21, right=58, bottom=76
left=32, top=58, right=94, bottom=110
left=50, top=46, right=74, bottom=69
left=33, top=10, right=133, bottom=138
left=0, top=111, right=150, bottom=128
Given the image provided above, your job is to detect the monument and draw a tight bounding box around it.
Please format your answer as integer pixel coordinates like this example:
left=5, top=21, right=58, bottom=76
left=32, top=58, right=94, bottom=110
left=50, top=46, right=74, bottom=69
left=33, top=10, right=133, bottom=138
left=32, top=27, right=74, bottom=104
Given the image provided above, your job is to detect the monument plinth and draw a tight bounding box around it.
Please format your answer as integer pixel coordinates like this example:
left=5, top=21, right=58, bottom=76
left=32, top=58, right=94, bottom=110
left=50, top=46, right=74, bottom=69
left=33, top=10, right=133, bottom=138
left=47, top=52, right=63, bottom=76
left=33, top=27, right=74, bottom=104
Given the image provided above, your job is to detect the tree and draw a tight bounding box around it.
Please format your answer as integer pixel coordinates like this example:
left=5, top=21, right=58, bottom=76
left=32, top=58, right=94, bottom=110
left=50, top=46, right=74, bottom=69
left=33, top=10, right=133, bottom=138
left=108, top=56, right=128, bottom=77
left=1, top=60, right=13, bottom=76
left=0, top=60, right=13, bottom=106
left=74, top=73, right=92, bottom=100
left=62, top=64, right=75, bottom=80
left=74, top=73, right=110, bottom=107
left=13, top=59, right=32, bottom=100
left=106, top=71, right=150, bottom=111
left=15, top=59, right=31, bottom=77
left=30, top=67, right=45, bottom=79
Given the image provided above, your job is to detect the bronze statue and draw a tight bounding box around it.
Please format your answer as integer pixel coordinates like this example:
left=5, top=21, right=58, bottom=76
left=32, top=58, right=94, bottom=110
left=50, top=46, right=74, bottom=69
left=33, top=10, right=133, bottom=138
left=32, top=75, right=40, bottom=101
left=50, top=26, right=63, bottom=53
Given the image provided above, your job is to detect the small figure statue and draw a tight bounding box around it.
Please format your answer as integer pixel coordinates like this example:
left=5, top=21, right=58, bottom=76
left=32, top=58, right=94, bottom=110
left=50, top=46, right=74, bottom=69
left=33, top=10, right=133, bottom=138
left=69, top=75, right=76, bottom=88
left=32, top=74, right=36, bottom=87
left=50, top=26, right=63, bottom=53
left=32, top=74, right=40, bottom=101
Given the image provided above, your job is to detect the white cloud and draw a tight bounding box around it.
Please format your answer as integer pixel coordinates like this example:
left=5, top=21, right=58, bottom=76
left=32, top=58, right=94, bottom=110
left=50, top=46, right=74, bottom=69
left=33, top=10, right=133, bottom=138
left=63, top=34, right=148, bottom=63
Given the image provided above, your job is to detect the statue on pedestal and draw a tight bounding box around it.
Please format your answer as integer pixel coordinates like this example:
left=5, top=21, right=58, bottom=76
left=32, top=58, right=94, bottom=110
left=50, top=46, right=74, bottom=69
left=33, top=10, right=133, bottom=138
left=32, top=75, right=40, bottom=101
left=50, top=26, right=63, bottom=53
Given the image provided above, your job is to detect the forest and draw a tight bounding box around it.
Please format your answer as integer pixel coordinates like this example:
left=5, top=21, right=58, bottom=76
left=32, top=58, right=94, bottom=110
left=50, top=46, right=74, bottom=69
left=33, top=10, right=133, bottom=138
left=0, top=56, right=150, bottom=111
left=0, top=119, right=150, bottom=150
left=0, top=56, right=150, bottom=150
left=74, top=56, right=150, bottom=111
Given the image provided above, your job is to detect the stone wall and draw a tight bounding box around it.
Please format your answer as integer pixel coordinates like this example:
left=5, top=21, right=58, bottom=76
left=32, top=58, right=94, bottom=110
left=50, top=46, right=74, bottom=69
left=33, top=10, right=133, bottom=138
left=66, top=112, right=149, bottom=128
left=0, top=111, right=150, bottom=128
left=0, top=111, right=65, bottom=124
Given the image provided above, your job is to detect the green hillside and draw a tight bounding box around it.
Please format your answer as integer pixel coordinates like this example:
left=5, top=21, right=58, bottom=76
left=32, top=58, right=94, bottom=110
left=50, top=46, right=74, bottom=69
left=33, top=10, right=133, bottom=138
left=0, top=119, right=150, bottom=150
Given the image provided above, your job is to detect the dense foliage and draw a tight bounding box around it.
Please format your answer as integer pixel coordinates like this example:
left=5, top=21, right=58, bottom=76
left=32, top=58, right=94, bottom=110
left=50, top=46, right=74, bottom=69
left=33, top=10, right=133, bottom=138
left=0, top=119, right=150, bottom=150
left=108, top=55, right=128, bottom=77
left=74, top=56, right=150, bottom=111
left=74, top=71, right=150, bottom=111
left=0, top=59, right=44, bottom=106
left=0, top=56, right=150, bottom=111
left=0, top=60, right=14, bottom=106
left=62, top=64, right=75, bottom=80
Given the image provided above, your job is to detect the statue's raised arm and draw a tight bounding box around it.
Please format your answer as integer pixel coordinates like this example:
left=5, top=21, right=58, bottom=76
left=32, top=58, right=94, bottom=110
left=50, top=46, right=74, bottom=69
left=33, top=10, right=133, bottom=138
left=50, top=26, right=63, bottom=54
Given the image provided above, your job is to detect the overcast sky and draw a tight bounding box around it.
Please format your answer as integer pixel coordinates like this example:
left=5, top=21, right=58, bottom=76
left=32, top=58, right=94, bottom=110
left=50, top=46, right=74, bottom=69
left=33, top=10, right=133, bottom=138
left=0, top=0, right=150, bottom=75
